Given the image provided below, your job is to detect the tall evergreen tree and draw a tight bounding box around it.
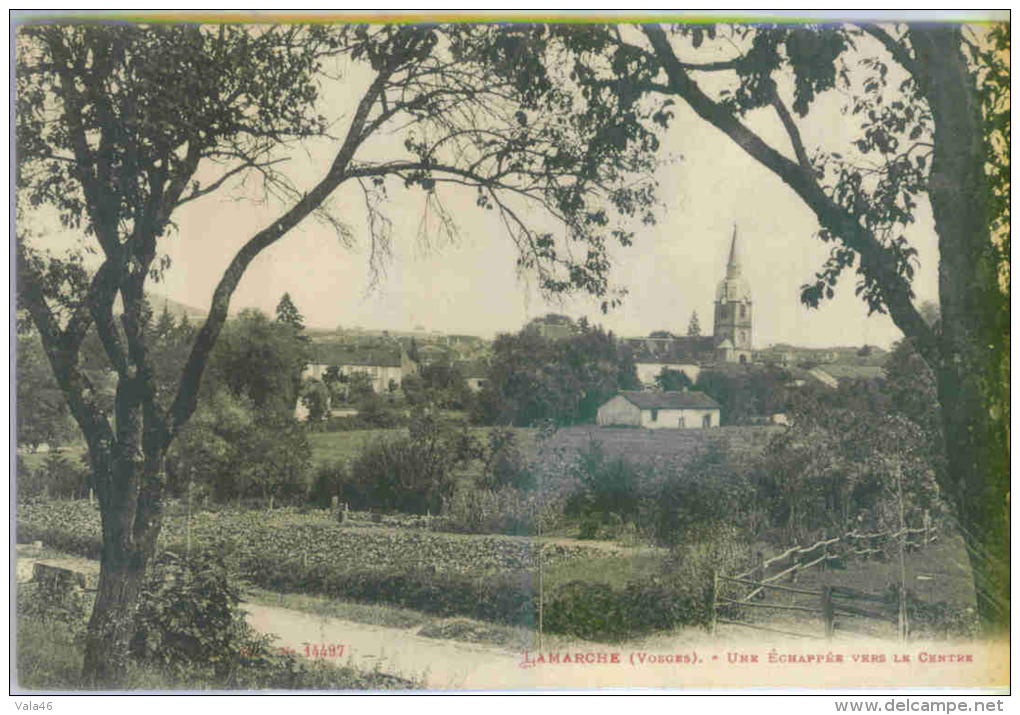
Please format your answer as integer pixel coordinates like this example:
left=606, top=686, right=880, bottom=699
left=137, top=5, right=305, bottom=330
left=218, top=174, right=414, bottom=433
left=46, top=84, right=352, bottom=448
left=687, top=310, right=702, bottom=337
left=275, top=292, right=305, bottom=331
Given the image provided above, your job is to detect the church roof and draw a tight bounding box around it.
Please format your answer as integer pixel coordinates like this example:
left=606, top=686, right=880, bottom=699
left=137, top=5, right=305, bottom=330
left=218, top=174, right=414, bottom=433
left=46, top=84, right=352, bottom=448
left=617, top=390, right=721, bottom=411
left=624, top=336, right=716, bottom=363
left=716, top=226, right=752, bottom=303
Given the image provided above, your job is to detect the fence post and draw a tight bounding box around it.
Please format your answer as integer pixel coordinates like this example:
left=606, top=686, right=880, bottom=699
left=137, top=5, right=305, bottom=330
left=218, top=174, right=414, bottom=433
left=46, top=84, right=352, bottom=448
left=821, top=541, right=828, bottom=572
left=822, top=586, right=835, bottom=639
left=923, top=510, right=931, bottom=548
left=331, top=495, right=339, bottom=513
left=709, top=569, right=718, bottom=636
left=790, top=549, right=798, bottom=583
left=755, top=551, right=765, bottom=600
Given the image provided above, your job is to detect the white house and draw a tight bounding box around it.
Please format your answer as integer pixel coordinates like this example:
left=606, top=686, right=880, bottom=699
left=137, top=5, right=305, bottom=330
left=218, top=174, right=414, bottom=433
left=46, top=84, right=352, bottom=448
left=304, top=342, right=417, bottom=393
left=596, top=390, right=721, bottom=429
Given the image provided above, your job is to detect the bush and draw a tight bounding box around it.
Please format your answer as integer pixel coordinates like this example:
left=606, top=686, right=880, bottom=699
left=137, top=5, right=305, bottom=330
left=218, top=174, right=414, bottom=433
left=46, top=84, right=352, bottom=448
left=477, top=427, right=535, bottom=491
left=16, top=456, right=46, bottom=502
left=348, top=438, right=441, bottom=514
left=39, top=453, right=90, bottom=500
left=544, top=530, right=748, bottom=641
left=542, top=568, right=716, bottom=642
left=565, top=437, right=645, bottom=525
left=347, top=409, right=478, bottom=514
left=16, top=575, right=416, bottom=690
left=438, top=486, right=566, bottom=536
left=308, top=461, right=349, bottom=509
left=651, top=440, right=757, bottom=546
left=320, top=411, right=408, bottom=432
left=131, top=550, right=268, bottom=679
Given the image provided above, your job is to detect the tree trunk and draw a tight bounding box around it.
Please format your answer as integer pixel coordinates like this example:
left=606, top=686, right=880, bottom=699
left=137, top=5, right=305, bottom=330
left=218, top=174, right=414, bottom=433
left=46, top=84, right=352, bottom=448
left=81, top=382, right=165, bottom=685
left=911, top=26, right=1010, bottom=634
left=81, top=531, right=151, bottom=686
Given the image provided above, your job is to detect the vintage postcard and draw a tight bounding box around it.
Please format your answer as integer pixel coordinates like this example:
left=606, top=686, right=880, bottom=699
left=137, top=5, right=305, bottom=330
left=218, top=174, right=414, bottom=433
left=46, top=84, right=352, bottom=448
left=11, top=11, right=1009, bottom=698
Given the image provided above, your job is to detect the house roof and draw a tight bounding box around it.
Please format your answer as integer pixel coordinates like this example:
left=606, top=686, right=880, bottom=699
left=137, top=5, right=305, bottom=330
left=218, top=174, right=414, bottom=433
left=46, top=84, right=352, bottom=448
left=623, top=335, right=718, bottom=363
left=310, top=342, right=404, bottom=368
left=616, top=390, right=721, bottom=410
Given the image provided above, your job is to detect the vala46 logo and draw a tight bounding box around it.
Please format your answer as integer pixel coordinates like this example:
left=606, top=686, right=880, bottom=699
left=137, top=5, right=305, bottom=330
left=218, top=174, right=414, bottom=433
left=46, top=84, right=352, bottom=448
left=15, top=703, right=52, bottom=710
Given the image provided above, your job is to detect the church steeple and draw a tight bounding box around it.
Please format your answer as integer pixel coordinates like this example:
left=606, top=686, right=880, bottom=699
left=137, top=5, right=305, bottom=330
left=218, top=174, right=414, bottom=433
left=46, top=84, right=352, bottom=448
left=726, top=225, right=741, bottom=278
left=713, top=225, right=753, bottom=363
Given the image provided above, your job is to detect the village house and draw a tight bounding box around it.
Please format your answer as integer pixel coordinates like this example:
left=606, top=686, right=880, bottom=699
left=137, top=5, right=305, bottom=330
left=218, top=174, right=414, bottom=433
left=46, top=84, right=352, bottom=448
left=303, top=341, right=417, bottom=393
left=596, top=390, right=721, bottom=430
left=455, top=360, right=490, bottom=392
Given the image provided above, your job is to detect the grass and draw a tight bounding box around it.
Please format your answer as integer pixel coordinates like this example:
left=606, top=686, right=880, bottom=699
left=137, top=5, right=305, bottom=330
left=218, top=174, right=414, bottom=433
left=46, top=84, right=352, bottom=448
left=15, top=617, right=85, bottom=691
left=244, top=586, right=430, bottom=631
left=18, top=443, right=88, bottom=472
left=542, top=550, right=668, bottom=592
left=308, top=428, right=410, bottom=467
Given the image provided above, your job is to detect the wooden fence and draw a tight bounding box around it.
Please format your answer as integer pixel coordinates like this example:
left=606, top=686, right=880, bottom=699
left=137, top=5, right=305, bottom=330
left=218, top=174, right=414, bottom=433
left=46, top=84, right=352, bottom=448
left=710, top=515, right=939, bottom=640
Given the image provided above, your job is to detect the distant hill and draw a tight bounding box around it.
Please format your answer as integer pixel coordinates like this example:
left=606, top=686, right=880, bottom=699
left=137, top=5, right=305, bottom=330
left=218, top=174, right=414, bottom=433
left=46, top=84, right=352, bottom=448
left=146, top=293, right=209, bottom=323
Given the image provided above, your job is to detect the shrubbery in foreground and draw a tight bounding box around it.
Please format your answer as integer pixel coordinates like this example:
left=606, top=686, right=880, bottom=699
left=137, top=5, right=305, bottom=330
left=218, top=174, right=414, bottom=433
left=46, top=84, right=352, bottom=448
left=16, top=551, right=416, bottom=691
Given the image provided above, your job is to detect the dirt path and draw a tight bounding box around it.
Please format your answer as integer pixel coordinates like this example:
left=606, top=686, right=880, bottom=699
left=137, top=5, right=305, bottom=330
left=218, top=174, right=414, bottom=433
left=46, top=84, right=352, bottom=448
left=243, top=603, right=521, bottom=689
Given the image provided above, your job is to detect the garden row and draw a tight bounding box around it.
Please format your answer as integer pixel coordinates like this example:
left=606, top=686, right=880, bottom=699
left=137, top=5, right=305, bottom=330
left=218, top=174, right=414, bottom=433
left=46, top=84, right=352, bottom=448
left=17, top=500, right=712, bottom=641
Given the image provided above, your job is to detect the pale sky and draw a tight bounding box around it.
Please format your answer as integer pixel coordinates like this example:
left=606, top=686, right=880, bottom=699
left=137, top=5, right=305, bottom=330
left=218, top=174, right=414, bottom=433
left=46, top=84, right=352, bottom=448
left=23, top=23, right=948, bottom=350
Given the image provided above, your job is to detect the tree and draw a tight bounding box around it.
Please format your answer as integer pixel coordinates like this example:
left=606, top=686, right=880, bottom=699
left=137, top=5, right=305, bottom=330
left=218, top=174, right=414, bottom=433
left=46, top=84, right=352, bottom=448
left=299, top=378, right=331, bottom=423
left=760, top=382, right=942, bottom=542
left=275, top=292, right=305, bottom=331
left=16, top=325, right=75, bottom=451
left=544, top=21, right=1009, bottom=632
left=347, top=371, right=376, bottom=402
left=696, top=367, right=789, bottom=425
left=655, top=366, right=693, bottom=393
left=687, top=310, right=701, bottom=337
left=477, top=318, right=637, bottom=426
left=16, top=23, right=658, bottom=681
left=206, top=309, right=309, bottom=419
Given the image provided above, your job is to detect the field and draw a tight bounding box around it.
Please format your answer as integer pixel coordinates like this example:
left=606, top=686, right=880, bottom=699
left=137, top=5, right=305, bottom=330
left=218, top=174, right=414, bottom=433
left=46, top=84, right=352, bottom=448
left=309, top=426, right=538, bottom=469
left=546, top=425, right=782, bottom=466
left=309, top=428, right=410, bottom=467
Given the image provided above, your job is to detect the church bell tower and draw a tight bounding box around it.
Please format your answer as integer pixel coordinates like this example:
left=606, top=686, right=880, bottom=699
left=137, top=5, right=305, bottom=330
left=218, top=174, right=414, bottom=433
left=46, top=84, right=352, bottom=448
left=713, top=226, right=753, bottom=364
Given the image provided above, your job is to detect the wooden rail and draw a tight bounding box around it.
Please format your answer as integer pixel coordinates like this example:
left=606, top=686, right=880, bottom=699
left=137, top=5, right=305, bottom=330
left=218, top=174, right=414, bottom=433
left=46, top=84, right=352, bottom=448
left=710, top=514, right=937, bottom=640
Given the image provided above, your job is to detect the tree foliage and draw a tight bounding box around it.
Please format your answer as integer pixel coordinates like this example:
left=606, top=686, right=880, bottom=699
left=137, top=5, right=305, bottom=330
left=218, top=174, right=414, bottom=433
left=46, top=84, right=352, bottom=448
left=16, top=325, right=75, bottom=451
left=654, top=366, right=693, bottom=393
left=760, top=375, right=943, bottom=541
left=206, top=309, right=309, bottom=419
left=695, top=366, right=790, bottom=424
left=475, top=317, right=638, bottom=426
